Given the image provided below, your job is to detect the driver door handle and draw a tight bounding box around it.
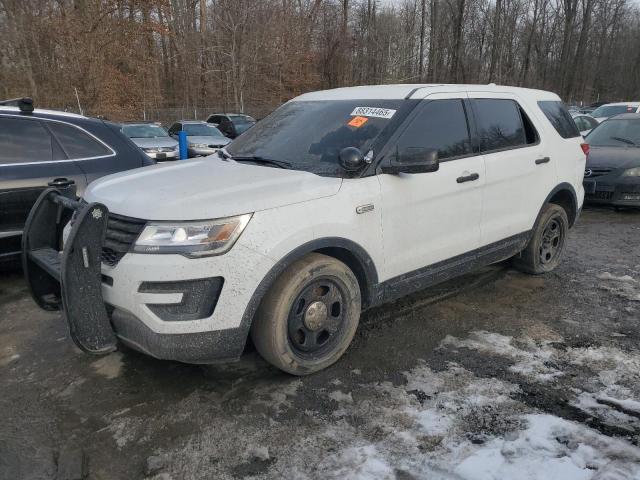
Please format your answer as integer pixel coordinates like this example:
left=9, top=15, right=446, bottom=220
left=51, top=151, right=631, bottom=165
left=535, top=156, right=551, bottom=165
left=456, top=173, right=480, bottom=183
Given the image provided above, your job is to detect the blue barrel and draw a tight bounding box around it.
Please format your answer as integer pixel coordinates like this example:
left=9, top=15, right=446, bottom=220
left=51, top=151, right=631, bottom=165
left=178, top=131, right=188, bottom=160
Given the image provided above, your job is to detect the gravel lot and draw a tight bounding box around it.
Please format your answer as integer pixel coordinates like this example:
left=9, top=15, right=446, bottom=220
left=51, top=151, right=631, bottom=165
left=1, top=207, right=639, bottom=480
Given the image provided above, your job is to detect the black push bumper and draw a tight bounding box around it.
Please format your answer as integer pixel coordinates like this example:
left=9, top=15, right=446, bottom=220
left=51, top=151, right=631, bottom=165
left=22, top=188, right=117, bottom=354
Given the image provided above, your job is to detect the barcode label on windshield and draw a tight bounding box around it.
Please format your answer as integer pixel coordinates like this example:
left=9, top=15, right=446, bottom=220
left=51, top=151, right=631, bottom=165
left=350, top=107, right=396, bottom=119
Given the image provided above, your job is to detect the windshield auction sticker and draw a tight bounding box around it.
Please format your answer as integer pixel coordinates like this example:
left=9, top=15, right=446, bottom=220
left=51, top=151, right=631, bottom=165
left=350, top=107, right=397, bottom=119
left=348, top=116, right=369, bottom=128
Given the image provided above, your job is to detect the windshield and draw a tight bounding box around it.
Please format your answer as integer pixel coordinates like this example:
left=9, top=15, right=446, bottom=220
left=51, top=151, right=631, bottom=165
left=183, top=123, right=225, bottom=137
left=227, top=100, right=404, bottom=176
left=586, top=119, right=640, bottom=147
left=591, top=105, right=637, bottom=118
left=122, top=124, right=168, bottom=138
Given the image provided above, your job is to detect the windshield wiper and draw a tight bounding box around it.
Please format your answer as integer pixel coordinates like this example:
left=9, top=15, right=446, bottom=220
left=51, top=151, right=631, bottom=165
left=610, top=136, right=636, bottom=145
left=232, top=156, right=292, bottom=169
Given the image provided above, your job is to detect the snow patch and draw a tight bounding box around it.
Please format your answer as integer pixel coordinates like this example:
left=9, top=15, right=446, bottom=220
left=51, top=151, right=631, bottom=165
left=597, top=272, right=640, bottom=301
left=440, top=331, right=563, bottom=382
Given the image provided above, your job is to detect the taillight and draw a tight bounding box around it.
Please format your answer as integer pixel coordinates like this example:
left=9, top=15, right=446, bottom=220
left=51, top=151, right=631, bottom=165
left=580, top=143, right=590, bottom=156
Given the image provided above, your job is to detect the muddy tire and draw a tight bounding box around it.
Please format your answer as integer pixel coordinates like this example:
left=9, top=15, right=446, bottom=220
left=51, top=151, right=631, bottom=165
left=512, top=203, right=569, bottom=275
left=250, top=253, right=361, bottom=375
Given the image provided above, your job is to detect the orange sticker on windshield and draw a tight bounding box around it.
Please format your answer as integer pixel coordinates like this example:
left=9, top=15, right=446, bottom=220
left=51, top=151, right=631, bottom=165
left=348, top=116, right=369, bottom=128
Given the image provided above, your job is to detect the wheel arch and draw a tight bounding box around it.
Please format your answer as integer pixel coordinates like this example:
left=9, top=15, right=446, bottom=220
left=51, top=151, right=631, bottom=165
left=541, top=183, right=579, bottom=227
left=238, top=237, right=380, bottom=349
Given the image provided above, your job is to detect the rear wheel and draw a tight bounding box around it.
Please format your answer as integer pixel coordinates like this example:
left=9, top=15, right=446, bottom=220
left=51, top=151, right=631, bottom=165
left=512, top=203, right=569, bottom=275
left=250, top=253, right=361, bottom=375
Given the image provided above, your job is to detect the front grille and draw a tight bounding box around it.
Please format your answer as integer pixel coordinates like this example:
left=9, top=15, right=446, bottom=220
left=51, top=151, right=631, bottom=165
left=209, top=144, right=224, bottom=148
left=101, top=213, right=146, bottom=266
left=159, top=147, right=176, bottom=152
left=586, top=191, right=614, bottom=200
left=585, top=167, right=613, bottom=178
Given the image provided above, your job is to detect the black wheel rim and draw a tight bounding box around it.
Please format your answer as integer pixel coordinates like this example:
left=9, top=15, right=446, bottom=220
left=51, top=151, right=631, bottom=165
left=287, top=277, right=346, bottom=355
left=539, top=216, right=564, bottom=265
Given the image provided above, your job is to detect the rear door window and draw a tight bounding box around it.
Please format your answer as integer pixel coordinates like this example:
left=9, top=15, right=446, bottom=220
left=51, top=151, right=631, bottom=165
left=538, top=101, right=581, bottom=138
left=47, top=122, right=111, bottom=159
left=396, top=99, right=472, bottom=160
left=0, top=117, right=57, bottom=164
left=472, top=99, right=531, bottom=152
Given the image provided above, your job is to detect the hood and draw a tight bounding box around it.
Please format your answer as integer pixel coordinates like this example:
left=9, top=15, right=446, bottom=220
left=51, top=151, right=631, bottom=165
left=187, top=136, right=231, bottom=146
left=84, top=158, right=342, bottom=220
left=130, top=137, right=178, bottom=149
left=586, top=146, right=640, bottom=170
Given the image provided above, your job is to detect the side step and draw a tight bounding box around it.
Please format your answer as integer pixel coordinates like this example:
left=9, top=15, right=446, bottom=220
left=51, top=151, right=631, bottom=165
left=28, top=248, right=62, bottom=282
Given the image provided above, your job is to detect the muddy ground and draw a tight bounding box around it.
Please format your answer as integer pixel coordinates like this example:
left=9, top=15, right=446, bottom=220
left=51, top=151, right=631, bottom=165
left=1, top=207, right=640, bottom=480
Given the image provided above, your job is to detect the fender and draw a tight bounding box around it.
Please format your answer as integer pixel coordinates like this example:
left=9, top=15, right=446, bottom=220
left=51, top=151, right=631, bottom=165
left=537, top=182, right=579, bottom=227
left=238, top=237, right=380, bottom=343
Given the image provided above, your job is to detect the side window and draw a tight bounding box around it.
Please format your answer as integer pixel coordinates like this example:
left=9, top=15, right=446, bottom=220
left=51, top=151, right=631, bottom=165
left=472, top=99, right=534, bottom=152
left=0, top=117, right=56, bottom=164
left=396, top=99, right=472, bottom=160
left=169, top=123, right=181, bottom=135
left=573, top=117, right=585, bottom=131
left=585, top=117, right=599, bottom=129
left=209, top=116, right=221, bottom=125
left=47, top=122, right=111, bottom=159
left=537, top=101, right=581, bottom=138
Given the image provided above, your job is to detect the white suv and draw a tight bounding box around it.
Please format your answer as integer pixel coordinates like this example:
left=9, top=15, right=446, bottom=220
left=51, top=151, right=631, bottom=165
left=23, top=84, right=586, bottom=375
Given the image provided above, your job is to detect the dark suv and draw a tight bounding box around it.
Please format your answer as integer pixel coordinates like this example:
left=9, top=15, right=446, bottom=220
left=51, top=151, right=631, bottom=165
left=206, top=113, right=256, bottom=138
left=0, top=98, right=153, bottom=260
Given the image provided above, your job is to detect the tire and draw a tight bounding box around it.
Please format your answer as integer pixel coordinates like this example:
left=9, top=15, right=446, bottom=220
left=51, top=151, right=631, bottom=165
left=250, top=253, right=361, bottom=375
left=512, top=203, right=569, bottom=275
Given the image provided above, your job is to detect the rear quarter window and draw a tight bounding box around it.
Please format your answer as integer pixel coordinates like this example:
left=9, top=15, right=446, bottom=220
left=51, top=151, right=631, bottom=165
left=47, top=122, right=111, bottom=159
left=537, top=101, right=581, bottom=139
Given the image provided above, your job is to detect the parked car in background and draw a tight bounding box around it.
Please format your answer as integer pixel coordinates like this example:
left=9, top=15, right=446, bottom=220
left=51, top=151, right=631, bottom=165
left=579, top=102, right=607, bottom=115
left=167, top=120, right=231, bottom=158
left=206, top=113, right=256, bottom=139
left=571, top=113, right=599, bottom=136
left=0, top=98, right=153, bottom=260
left=583, top=113, right=640, bottom=209
left=23, top=84, right=585, bottom=375
left=591, top=102, right=640, bottom=122
left=121, top=122, right=178, bottom=161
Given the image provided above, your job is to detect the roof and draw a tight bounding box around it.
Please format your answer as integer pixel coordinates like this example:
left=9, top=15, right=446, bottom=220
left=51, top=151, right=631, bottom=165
left=177, top=120, right=209, bottom=124
left=606, top=113, right=640, bottom=120
left=601, top=102, right=640, bottom=107
left=0, top=105, right=85, bottom=119
left=293, top=84, right=560, bottom=101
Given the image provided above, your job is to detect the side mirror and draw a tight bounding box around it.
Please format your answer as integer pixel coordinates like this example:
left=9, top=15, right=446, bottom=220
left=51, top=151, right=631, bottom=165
left=382, top=147, right=439, bottom=174
left=339, top=147, right=365, bottom=171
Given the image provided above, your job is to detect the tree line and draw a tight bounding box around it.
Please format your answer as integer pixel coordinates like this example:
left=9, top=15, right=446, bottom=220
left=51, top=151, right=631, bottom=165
left=0, top=0, right=638, bottom=121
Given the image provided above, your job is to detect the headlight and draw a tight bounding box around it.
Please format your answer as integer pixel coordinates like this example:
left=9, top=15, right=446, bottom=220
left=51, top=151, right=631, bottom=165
left=622, top=167, right=640, bottom=177
left=142, top=147, right=157, bottom=153
left=191, top=143, right=209, bottom=149
left=133, top=214, right=252, bottom=257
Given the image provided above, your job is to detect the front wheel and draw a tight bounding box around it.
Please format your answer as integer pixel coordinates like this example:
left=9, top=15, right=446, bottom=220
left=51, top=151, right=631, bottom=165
left=250, top=253, right=361, bottom=375
left=512, top=203, right=569, bottom=275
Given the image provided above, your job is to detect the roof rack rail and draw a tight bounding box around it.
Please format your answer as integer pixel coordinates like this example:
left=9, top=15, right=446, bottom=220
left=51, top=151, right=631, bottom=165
left=0, top=97, right=34, bottom=113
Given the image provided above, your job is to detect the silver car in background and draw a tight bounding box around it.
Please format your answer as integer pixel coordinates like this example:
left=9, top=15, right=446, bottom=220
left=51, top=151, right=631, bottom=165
left=168, top=120, right=231, bottom=158
left=571, top=113, right=599, bottom=137
left=121, top=123, right=179, bottom=161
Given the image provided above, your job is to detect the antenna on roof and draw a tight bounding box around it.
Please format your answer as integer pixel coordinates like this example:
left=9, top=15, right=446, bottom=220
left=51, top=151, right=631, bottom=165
left=0, top=97, right=34, bottom=113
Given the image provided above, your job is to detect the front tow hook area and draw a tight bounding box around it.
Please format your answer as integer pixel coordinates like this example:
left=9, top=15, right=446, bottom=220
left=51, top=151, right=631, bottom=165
left=22, top=188, right=118, bottom=355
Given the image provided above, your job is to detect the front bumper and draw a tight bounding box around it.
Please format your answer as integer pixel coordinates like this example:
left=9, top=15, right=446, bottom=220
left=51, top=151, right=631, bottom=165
left=188, top=146, right=220, bottom=157
left=144, top=150, right=178, bottom=161
left=22, top=189, right=275, bottom=363
left=583, top=176, right=640, bottom=207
